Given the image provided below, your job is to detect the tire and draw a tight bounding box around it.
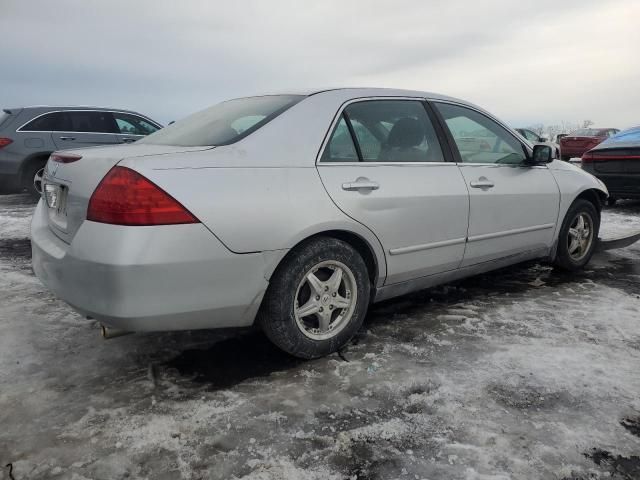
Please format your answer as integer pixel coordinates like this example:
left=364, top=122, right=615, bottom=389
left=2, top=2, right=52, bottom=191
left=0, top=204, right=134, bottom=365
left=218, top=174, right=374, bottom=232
left=607, top=197, right=617, bottom=207
left=561, top=155, right=570, bottom=161
left=554, top=199, right=600, bottom=271
left=259, top=237, right=370, bottom=359
left=22, top=159, right=47, bottom=198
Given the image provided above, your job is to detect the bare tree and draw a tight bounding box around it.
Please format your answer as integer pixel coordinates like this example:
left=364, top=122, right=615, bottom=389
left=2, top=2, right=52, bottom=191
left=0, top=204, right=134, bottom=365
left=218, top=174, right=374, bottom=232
left=582, top=119, right=594, bottom=128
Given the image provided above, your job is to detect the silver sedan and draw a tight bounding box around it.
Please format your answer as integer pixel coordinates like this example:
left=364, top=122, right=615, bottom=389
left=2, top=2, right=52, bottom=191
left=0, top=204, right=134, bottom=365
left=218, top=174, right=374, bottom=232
left=32, top=88, right=608, bottom=358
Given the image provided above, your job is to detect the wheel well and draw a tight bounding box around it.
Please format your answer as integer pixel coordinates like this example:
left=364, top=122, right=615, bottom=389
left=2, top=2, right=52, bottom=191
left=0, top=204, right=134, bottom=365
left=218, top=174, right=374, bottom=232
left=20, top=153, right=51, bottom=183
left=286, top=231, right=379, bottom=287
left=576, top=188, right=606, bottom=213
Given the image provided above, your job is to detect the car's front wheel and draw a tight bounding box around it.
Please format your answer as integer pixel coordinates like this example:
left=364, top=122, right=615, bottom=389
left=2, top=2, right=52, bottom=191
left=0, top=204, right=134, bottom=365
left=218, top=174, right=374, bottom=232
left=554, top=199, right=600, bottom=271
left=259, top=237, right=370, bottom=359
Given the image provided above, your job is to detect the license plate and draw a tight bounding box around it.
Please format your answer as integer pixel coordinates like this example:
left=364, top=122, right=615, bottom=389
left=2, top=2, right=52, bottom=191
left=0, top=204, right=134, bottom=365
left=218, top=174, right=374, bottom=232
left=44, top=183, right=60, bottom=209
left=44, top=183, right=67, bottom=216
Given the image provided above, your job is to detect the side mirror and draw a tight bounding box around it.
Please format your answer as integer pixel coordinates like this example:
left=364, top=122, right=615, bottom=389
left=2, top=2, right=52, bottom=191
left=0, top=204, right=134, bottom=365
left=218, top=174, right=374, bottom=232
left=529, top=144, right=554, bottom=164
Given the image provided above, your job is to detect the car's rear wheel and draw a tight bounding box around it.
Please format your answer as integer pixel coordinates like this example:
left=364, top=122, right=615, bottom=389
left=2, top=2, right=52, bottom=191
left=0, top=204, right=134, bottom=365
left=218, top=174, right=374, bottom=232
left=23, top=159, right=47, bottom=198
left=259, top=237, right=370, bottom=359
left=554, top=199, right=599, bottom=271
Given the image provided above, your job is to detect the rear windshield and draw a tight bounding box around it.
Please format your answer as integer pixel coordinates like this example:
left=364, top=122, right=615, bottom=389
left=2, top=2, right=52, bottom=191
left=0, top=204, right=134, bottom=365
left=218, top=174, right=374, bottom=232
left=140, top=95, right=304, bottom=147
left=568, top=128, right=604, bottom=136
left=601, top=127, right=640, bottom=145
left=0, top=112, right=11, bottom=129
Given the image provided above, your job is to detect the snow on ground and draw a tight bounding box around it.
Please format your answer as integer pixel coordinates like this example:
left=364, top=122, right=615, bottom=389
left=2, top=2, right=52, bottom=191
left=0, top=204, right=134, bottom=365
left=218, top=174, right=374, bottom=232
left=0, top=195, right=639, bottom=480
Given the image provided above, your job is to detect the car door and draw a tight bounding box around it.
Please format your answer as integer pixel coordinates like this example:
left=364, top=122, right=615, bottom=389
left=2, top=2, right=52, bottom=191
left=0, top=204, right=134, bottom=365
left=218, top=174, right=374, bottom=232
left=51, top=111, right=118, bottom=150
left=432, top=101, right=560, bottom=267
left=317, top=99, right=469, bottom=285
left=112, top=111, right=161, bottom=144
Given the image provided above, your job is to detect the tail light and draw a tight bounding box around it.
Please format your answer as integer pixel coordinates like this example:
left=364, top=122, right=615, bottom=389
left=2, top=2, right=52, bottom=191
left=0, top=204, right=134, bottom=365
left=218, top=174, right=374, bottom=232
left=87, top=166, right=199, bottom=226
left=51, top=152, right=82, bottom=163
left=0, top=137, right=13, bottom=148
left=581, top=152, right=595, bottom=163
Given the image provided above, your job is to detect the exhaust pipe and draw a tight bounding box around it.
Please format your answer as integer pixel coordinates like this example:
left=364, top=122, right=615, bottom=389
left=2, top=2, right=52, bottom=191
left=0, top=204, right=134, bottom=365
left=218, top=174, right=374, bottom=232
left=100, top=324, right=133, bottom=339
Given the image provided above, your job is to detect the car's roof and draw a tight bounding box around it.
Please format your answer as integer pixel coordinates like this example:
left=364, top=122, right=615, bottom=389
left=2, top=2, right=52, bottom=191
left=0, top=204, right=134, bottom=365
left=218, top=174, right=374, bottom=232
left=4, top=105, right=145, bottom=114
left=249, top=87, right=483, bottom=115
left=261, top=87, right=469, bottom=103
left=594, top=125, right=640, bottom=149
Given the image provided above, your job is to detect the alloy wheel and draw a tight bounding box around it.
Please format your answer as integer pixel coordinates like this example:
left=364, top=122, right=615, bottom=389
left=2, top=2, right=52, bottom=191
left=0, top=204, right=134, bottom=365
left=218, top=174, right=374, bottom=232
left=294, top=260, right=357, bottom=341
left=567, top=212, right=594, bottom=261
left=33, top=167, right=44, bottom=194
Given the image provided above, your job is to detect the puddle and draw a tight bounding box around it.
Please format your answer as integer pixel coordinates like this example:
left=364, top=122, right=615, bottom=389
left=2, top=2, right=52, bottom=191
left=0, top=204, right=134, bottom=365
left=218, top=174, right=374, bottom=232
left=0, top=237, right=32, bottom=260
left=621, top=416, right=640, bottom=437
left=585, top=448, right=640, bottom=478
left=164, top=333, right=304, bottom=389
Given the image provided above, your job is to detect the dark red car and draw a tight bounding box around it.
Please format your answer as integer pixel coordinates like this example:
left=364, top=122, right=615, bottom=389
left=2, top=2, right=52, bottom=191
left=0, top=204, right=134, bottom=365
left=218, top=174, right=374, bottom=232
left=560, top=127, right=619, bottom=160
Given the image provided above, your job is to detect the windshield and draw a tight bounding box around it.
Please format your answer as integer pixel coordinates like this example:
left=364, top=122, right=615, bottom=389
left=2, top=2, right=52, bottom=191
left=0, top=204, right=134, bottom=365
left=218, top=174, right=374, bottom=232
left=568, top=128, right=603, bottom=137
left=141, top=95, right=304, bottom=147
left=601, top=126, right=640, bottom=145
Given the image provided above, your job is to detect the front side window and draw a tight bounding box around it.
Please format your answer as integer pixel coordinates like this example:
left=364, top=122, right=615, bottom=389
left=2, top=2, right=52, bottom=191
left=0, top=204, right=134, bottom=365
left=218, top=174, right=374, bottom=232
left=435, top=103, right=527, bottom=165
left=322, top=100, right=444, bottom=163
left=68, top=111, right=117, bottom=133
left=113, top=112, right=160, bottom=136
left=21, top=112, right=71, bottom=132
left=141, top=95, right=303, bottom=147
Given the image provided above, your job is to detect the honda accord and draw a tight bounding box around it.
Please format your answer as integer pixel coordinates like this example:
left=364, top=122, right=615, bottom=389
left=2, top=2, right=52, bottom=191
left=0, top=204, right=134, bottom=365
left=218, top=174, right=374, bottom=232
left=32, top=88, right=608, bottom=358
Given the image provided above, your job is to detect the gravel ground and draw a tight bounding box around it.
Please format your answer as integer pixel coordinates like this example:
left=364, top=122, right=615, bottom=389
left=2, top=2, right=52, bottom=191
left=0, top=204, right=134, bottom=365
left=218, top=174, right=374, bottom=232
left=1, top=194, right=639, bottom=480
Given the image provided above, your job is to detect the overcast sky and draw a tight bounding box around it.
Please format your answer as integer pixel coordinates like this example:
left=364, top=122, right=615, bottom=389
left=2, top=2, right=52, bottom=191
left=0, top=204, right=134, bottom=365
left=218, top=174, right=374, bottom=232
left=2, top=0, right=638, bottom=128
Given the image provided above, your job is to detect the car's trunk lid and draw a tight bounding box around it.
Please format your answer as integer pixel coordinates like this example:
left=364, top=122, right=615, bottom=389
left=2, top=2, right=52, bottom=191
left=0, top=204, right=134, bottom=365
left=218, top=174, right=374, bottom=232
left=587, top=147, right=640, bottom=174
left=562, top=136, right=602, bottom=148
left=42, top=144, right=212, bottom=244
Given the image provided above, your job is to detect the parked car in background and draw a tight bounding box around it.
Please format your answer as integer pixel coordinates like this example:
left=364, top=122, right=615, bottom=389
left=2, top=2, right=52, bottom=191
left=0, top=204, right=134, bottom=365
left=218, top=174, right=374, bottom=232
left=515, top=128, right=560, bottom=158
left=582, top=126, right=640, bottom=205
left=559, top=127, right=619, bottom=160
left=0, top=106, right=162, bottom=196
left=32, top=88, right=607, bottom=359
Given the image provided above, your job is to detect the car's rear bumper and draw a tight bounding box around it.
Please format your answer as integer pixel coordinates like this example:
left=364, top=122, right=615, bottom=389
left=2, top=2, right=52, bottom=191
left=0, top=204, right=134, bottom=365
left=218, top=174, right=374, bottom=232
left=31, top=201, right=272, bottom=331
left=560, top=147, right=589, bottom=158
left=581, top=170, right=640, bottom=199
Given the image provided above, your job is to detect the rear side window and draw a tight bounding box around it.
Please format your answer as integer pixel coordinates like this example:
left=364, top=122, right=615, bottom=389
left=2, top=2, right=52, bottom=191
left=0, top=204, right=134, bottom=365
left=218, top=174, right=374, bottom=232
left=20, top=112, right=71, bottom=132
left=321, top=100, right=444, bottom=163
left=320, top=116, right=359, bottom=162
left=113, top=112, right=160, bottom=136
left=140, top=95, right=303, bottom=146
left=68, top=111, right=117, bottom=133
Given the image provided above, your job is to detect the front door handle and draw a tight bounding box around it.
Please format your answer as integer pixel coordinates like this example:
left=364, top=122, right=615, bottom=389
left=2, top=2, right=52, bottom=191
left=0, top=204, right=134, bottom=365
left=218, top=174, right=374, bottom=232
left=121, top=137, right=136, bottom=143
left=342, top=179, right=380, bottom=191
left=470, top=177, right=495, bottom=189
left=59, top=136, right=76, bottom=141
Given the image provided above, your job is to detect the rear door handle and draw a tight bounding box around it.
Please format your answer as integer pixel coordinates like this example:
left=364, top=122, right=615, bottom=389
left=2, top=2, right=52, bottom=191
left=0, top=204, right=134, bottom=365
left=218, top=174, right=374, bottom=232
left=59, top=136, right=76, bottom=141
left=470, top=177, right=495, bottom=189
left=342, top=180, right=380, bottom=191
